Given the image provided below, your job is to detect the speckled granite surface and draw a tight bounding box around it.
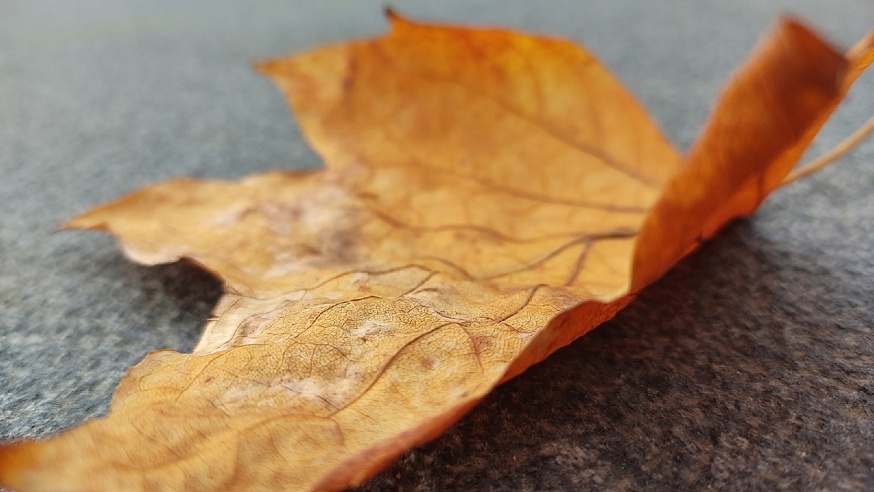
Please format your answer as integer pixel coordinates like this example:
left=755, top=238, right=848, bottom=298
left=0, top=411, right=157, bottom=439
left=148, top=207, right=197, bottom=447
left=2, top=1, right=873, bottom=490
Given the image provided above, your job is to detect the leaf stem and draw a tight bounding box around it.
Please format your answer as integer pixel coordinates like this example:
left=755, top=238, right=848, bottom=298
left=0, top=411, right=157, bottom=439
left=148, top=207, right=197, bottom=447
left=782, top=115, right=874, bottom=186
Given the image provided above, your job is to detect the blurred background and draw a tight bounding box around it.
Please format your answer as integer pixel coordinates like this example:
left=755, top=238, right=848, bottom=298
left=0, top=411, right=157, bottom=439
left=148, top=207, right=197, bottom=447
left=1, top=1, right=873, bottom=490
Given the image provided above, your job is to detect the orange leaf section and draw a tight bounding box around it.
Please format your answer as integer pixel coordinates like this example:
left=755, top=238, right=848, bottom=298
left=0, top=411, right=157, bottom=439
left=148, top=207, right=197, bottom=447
left=632, top=19, right=874, bottom=289
left=1, top=14, right=870, bottom=492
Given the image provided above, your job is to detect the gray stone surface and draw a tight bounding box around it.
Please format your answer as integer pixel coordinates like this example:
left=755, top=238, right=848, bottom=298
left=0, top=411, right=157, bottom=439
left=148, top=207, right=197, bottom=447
left=1, top=1, right=873, bottom=490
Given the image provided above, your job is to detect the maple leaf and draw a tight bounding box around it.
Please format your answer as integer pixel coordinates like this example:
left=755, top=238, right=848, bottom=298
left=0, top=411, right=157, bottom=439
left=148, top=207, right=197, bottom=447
left=1, top=12, right=872, bottom=492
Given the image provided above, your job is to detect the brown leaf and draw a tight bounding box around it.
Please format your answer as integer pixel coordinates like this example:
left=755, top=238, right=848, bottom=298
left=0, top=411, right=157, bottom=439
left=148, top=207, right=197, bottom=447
left=1, top=13, right=871, bottom=492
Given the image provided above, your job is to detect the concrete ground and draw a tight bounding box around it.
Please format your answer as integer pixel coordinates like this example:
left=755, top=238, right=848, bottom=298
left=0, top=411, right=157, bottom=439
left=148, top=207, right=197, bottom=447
left=1, top=1, right=873, bottom=490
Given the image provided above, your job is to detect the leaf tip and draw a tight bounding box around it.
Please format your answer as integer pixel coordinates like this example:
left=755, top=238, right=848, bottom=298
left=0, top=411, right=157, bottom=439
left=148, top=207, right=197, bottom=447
left=62, top=211, right=107, bottom=232
left=383, top=5, right=398, bottom=21
left=773, top=15, right=847, bottom=82
left=253, top=59, right=281, bottom=78
left=383, top=6, right=412, bottom=29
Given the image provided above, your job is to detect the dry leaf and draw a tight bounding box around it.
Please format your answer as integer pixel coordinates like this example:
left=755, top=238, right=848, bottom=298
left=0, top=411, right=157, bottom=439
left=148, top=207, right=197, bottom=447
left=1, top=12, right=871, bottom=492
